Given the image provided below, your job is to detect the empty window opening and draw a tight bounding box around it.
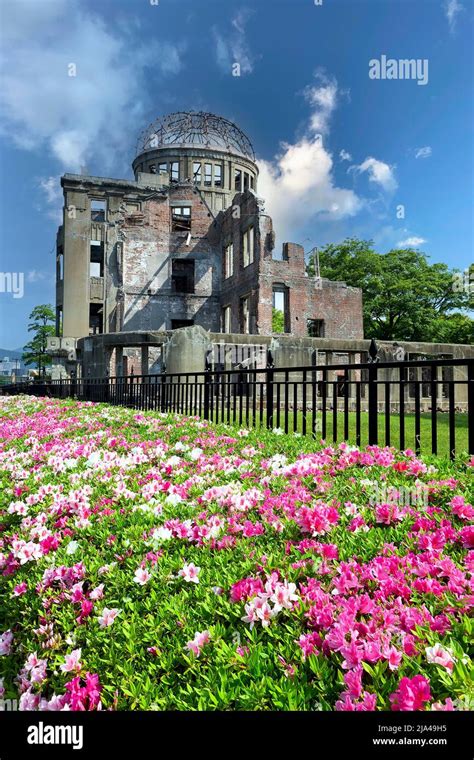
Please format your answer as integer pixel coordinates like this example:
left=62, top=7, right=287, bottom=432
left=250, top=175, right=255, bottom=190
left=158, top=162, right=168, bottom=175
left=214, top=164, right=223, bottom=187
left=170, top=161, right=179, bottom=181
left=171, top=319, right=194, bottom=330
left=171, top=206, right=191, bottom=232
left=204, top=163, right=212, bottom=187
left=56, top=306, right=63, bottom=337
left=89, top=304, right=103, bottom=335
left=193, top=162, right=202, bottom=183
left=89, top=240, right=104, bottom=278
left=222, top=305, right=232, bottom=333
left=172, top=259, right=195, bottom=294
left=91, top=199, right=106, bottom=222
left=242, top=226, right=255, bottom=267
left=307, top=319, right=325, bottom=338
left=272, top=286, right=289, bottom=333
left=240, top=296, right=250, bottom=334
left=234, top=169, right=242, bottom=191
left=243, top=173, right=250, bottom=191
left=57, top=251, right=64, bottom=281
left=224, top=242, right=234, bottom=279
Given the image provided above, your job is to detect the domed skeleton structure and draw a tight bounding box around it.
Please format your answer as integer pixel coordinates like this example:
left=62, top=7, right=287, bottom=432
left=135, top=111, right=255, bottom=161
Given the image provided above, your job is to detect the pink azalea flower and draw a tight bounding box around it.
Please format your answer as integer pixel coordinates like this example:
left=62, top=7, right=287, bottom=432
left=19, top=689, right=40, bottom=711
left=431, top=698, right=455, bottom=711
left=390, top=675, right=431, bottom=711
left=382, top=645, right=403, bottom=671
left=12, top=581, right=27, bottom=596
left=0, top=630, right=13, bottom=656
left=186, top=630, right=211, bottom=656
left=178, top=562, right=200, bottom=584
left=97, top=607, right=120, bottom=628
left=60, top=648, right=82, bottom=674
left=133, top=567, right=152, bottom=585
left=89, top=584, right=104, bottom=600
left=425, top=643, right=456, bottom=673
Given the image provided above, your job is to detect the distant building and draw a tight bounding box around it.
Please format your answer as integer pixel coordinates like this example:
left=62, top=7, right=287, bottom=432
left=0, top=356, right=28, bottom=381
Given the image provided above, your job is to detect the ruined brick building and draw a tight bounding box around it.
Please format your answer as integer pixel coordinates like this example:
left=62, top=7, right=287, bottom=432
left=55, top=112, right=363, bottom=350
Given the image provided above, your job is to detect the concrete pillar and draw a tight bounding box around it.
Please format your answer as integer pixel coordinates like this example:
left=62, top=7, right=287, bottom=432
left=62, top=190, right=90, bottom=338
left=141, top=346, right=149, bottom=376
left=115, top=347, right=123, bottom=377
left=164, top=325, right=211, bottom=375
left=104, top=347, right=113, bottom=378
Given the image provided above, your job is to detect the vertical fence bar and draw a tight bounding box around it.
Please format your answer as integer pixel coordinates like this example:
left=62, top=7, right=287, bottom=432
left=384, top=382, right=391, bottom=447
left=448, top=379, right=456, bottom=460
left=311, top=353, right=317, bottom=439
left=399, top=365, right=406, bottom=451
left=468, top=361, right=474, bottom=456
left=343, top=369, right=349, bottom=441
left=332, top=379, right=338, bottom=443
left=321, top=368, right=327, bottom=441
left=430, top=364, right=437, bottom=456
left=414, top=380, right=421, bottom=455
left=368, top=362, right=378, bottom=446
left=356, top=382, right=361, bottom=447
left=203, top=369, right=210, bottom=421
left=266, top=351, right=274, bottom=430
left=302, top=370, right=307, bottom=437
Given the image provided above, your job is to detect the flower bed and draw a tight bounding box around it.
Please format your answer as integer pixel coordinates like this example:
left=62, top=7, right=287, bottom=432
left=0, top=396, right=472, bottom=711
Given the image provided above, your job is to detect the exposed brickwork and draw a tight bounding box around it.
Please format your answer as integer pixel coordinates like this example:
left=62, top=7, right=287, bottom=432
left=215, top=192, right=364, bottom=339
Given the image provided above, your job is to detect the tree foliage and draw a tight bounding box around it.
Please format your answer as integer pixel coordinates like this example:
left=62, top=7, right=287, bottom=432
left=307, top=238, right=473, bottom=343
left=272, top=307, right=285, bottom=334
left=22, top=304, right=56, bottom=376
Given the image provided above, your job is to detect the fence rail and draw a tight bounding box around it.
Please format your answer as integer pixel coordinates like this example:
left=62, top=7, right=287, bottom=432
left=1, top=356, right=473, bottom=458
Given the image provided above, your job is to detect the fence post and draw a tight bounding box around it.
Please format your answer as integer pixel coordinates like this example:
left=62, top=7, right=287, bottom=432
left=468, top=360, right=474, bottom=456
left=266, top=349, right=274, bottom=430
left=70, top=371, right=76, bottom=399
left=367, top=339, right=379, bottom=446
left=203, top=352, right=211, bottom=421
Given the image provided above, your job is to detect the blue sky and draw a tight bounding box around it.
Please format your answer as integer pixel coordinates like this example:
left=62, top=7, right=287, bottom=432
left=0, top=0, right=472, bottom=348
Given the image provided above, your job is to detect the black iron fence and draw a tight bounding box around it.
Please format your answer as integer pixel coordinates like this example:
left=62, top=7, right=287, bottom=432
left=1, top=356, right=473, bottom=458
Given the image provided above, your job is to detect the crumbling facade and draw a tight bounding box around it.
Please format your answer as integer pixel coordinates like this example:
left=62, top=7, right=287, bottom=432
left=55, top=111, right=364, bottom=358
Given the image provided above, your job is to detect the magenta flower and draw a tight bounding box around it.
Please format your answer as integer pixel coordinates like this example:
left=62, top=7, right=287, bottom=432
left=12, top=581, right=27, bottom=596
left=390, top=675, right=431, bottom=711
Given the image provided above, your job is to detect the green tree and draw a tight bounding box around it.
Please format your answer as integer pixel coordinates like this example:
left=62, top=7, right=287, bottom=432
left=307, top=239, right=472, bottom=342
left=272, top=307, right=285, bottom=334
left=22, top=305, right=56, bottom=377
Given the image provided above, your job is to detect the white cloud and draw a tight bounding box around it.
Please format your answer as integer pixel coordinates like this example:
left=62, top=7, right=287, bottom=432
left=339, top=149, right=352, bottom=161
left=415, top=146, right=432, bottom=159
left=27, top=270, right=49, bottom=283
left=38, top=176, right=63, bottom=222
left=257, top=72, right=361, bottom=246
left=397, top=236, right=427, bottom=247
left=444, top=0, right=463, bottom=32
left=352, top=157, right=398, bottom=192
left=0, top=0, right=185, bottom=172
left=303, top=72, right=341, bottom=136
left=213, top=9, right=256, bottom=75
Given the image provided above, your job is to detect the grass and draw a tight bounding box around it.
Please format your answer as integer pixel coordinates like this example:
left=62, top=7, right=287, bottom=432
left=206, top=405, right=469, bottom=459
